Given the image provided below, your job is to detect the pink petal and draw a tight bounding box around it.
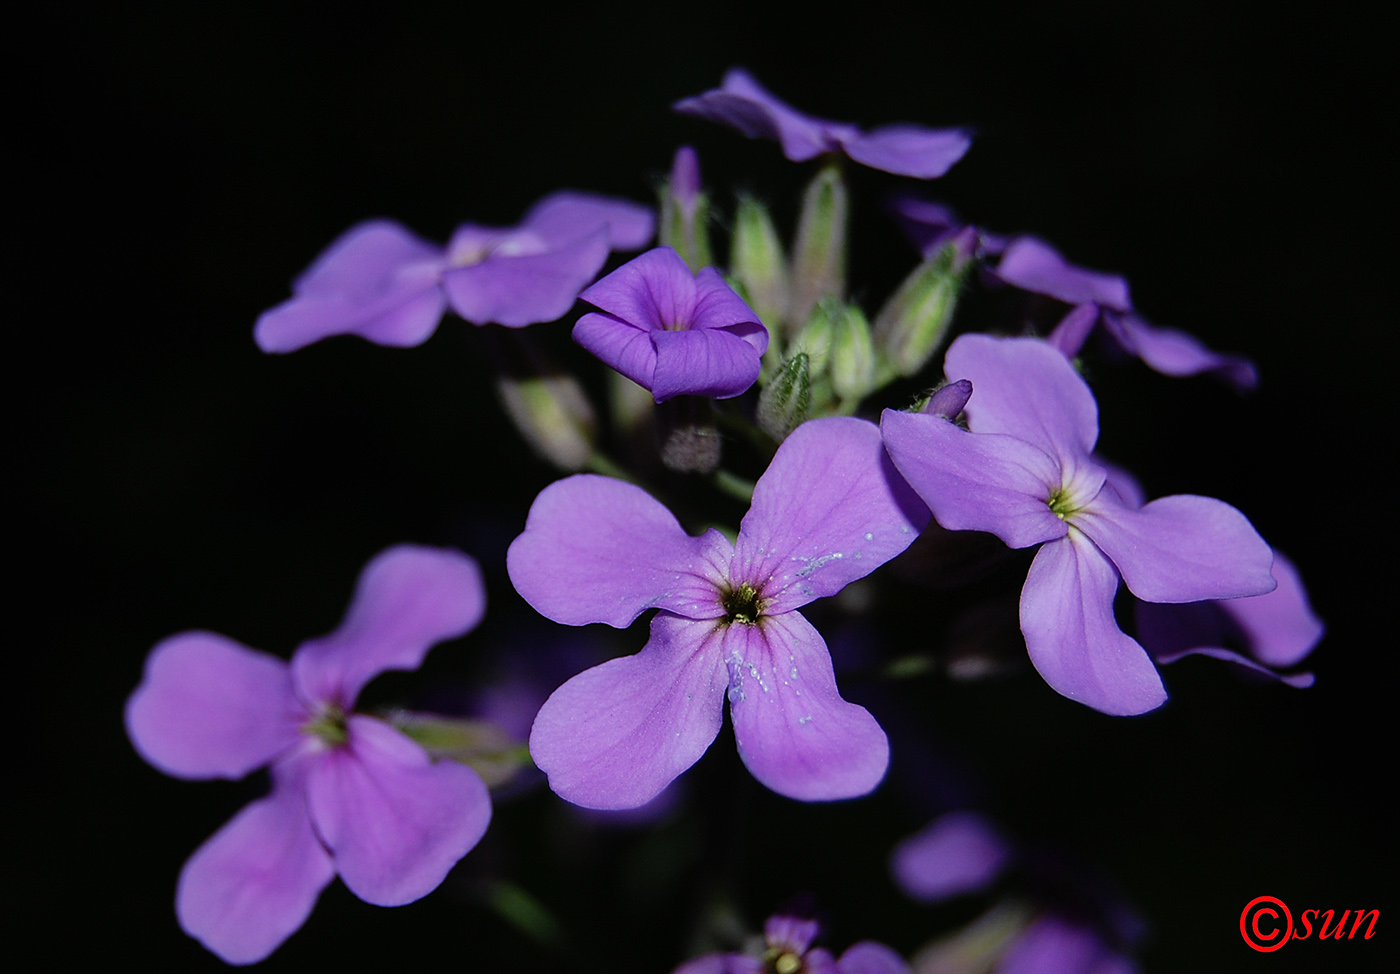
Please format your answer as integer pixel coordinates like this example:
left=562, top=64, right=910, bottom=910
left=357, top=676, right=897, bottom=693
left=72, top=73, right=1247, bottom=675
left=734, top=417, right=928, bottom=614
left=1020, top=533, right=1167, bottom=716
left=528, top=613, right=731, bottom=809
left=176, top=766, right=334, bottom=965
left=727, top=611, right=889, bottom=801
left=291, top=545, right=486, bottom=709
left=306, top=717, right=491, bottom=906
left=508, top=474, right=732, bottom=627
left=126, top=632, right=304, bottom=780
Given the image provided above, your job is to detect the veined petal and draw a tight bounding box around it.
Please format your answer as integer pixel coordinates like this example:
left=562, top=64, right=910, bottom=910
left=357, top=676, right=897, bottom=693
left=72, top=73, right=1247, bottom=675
left=890, top=811, right=1013, bottom=902
left=995, top=237, right=1132, bottom=312
left=508, top=474, right=732, bottom=627
left=1074, top=492, right=1275, bottom=603
left=441, top=229, right=609, bottom=326
left=1108, top=313, right=1258, bottom=391
left=944, top=335, right=1100, bottom=467
left=735, top=417, right=929, bottom=613
left=727, top=611, right=889, bottom=801
left=573, top=311, right=659, bottom=389
left=126, top=632, right=304, bottom=780
left=522, top=191, right=655, bottom=250
left=881, top=408, right=1067, bottom=550
left=839, top=124, right=972, bottom=179
left=306, top=716, right=490, bottom=906
left=674, top=68, right=836, bottom=161
left=579, top=246, right=698, bottom=331
left=291, top=546, right=486, bottom=709
left=175, top=768, right=334, bottom=965
left=528, top=613, right=731, bottom=809
left=691, top=267, right=767, bottom=341
left=650, top=327, right=764, bottom=401
left=1020, top=533, right=1167, bottom=716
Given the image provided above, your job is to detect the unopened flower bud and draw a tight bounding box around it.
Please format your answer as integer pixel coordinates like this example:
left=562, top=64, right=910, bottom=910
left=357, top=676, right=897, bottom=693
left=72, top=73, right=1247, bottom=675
left=658, top=146, right=714, bottom=271
left=732, top=194, right=791, bottom=332
left=787, top=298, right=836, bottom=377
left=789, top=162, right=848, bottom=335
left=757, top=352, right=812, bottom=441
left=829, top=303, right=876, bottom=402
left=922, top=378, right=973, bottom=419
left=487, top=330, right=597, bottom=470
left=386, top=711, right=529, bottom=789
left=874, top=228, right=975, bottom=378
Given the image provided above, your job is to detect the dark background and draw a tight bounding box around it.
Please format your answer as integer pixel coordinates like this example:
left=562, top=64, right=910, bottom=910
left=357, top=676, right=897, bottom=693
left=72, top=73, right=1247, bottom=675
left=17, top=2, right=1391, bottom=971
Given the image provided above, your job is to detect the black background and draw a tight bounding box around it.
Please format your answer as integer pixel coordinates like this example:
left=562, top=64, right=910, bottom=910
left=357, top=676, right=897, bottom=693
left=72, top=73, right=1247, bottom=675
left=17, top=2, right=1392, bottom=971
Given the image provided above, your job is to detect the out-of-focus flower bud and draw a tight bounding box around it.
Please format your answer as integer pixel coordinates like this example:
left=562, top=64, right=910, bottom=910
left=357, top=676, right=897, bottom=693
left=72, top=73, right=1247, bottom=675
left=790, top=162, right=848, bottom=336
left=874, top=228, right=975, bottom=379
left=829, top=302, right=876, bottom=402
left=658, top=396, right=721, bottom=473
left=658, top=146, right=714, bottom=271
left=386, top=711, right=529, bottom=789
left=757, top=352, right=812, bottom=441
left=496, top=372, right=597, bottom=471
left=731, top=194, right=791, bottom=332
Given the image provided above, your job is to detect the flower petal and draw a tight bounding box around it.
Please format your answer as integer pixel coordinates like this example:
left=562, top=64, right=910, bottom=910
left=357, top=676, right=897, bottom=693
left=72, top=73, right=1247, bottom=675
left=735, top=417, right=929, bottom=613
left=126, top=632, right=303, bottom=780
left=175, top=768, right=334, bottom=965
left=994, top=237, right=1132, bottom=312
left=573, top=310, right=659, bottom=388
left=650, top=327, right=764, bottom=400
left=691, top=267, right=768, bottom=342
left=578, top=246, right=698, bottom=331
left=291, top=545, right=486, bottom=709
left=306, top=716, right=490, bottom=906
left=837, top=941, right=913, bottom=974
left=1073, top=492, right=1276, bottom=603
left=1107, top=313, right=1258, bottom=390
left=522, top=191, right=655, bottom=250
left=508, top=474, right=732, bottom=627
left=674, top=68, right=838, bottom=162
left=881, top=408, right=1067, bottom=550
left=1219, top=552, right=1323, bottom=667
left=528, top=613, right=731, bottom=809
left=1020, top=533, right=1167, bottom=715
left=727, top=611, right=889, bottom=801
left=1152, top=644, right=1315, bottom=688
left=890, top=811, right=1012, bottom=902
left=441, top=229, right=609, bottom=326
left=998, top=917, right=1129, bottom=974
left=839, top=124, right=971, bottom=179
left=944, top=334, right=1100, bottom=469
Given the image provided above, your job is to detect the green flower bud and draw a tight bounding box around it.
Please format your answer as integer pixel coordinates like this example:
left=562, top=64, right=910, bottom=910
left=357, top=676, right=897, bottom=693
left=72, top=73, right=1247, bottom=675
left=829, top=302, right=877, bottom=402
left=731, top=194, right=790, bottom=332
left=658, top=146, right=714, bottom=271
left=496, top=371, right=597, bottom=471
left=757, top=352, right=812, bottom=442
left=790, top=162, right=848, bottom=335
left=386, top=710, right=530, bottom=789
left=873, top=233, right=973, bottom=379
left=787, top=298, right=837, bottom=378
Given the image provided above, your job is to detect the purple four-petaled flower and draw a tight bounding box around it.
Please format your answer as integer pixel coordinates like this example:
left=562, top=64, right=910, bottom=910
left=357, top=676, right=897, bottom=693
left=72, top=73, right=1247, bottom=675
left=125, top=545, right=491, bottom=964
left=573, top=246, right=769, bottom=401
left=881, top=335, right=1276, bottom=715
left=508, top=417, right=928, bottom=807
left=675, top=69, right=970, bottom=179
left=674, top=913, right=911, bottom=974
left=255, top=191, right=653, bottom=352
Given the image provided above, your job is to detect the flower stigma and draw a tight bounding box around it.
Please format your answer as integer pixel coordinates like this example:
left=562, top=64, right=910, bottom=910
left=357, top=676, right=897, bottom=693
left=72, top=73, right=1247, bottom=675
left=1046, top=485, right=1081, bottom=520
left=721, top=581, right=763, bottom=625
left=302, top=702, right=349, bottom=746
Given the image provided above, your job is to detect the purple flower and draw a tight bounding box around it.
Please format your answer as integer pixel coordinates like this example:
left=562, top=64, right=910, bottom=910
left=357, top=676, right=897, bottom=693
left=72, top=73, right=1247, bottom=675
left=125, top=545, right=491, bottom=964
left=573, top=246, right=769, bottom=401
left=881, top=335, right=1276, bottom=715
left=891, top=811, right=1013, bottom=902
left=674, top=69, right=970, bottom=179
left=992, top=236, right=1258, bottom=390
left=674, top=914, right=911, bottom=974
left=254, top=192, right=654, bottom=352
left=508, top=417, right=928, bottom=807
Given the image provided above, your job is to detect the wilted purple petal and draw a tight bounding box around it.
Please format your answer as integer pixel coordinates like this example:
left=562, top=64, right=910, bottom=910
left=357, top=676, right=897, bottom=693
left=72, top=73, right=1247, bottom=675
left=528, top=613, right=731, bottom=809
left=1074, top=492, right=1275, bottom=603
left=881, top=409, right=1067, bottom=550
left=442, top=229, right=610, bottom=327
left=521, top=191, right=655, bottom=250
left=1020, top=534, right=1166, bottom=715
left=994, top=238, right=1132, bottom=312
left=891, top=811, right=1013, bottom=902
left=306, top=716, right=490, bottom=906
left=841, top=125, right=971, bottom=179
left=126, top=632, right=304, bottom=780
left=837, top=941, right=912, bottom=974
left=945, top=335, right=1100, bottom=468
left=254, top=221, right=446, bottom=353
left=735, top=417, right=928, bottom=613
left=291, top=546, right=486, bottom=709
left=175, top=772, right=334, bottom=965
left=1107, top=313, right=1258, bottom=391
left=508, top=475, right=732, bottom=627
left=727, top=611, right=889, bottom=801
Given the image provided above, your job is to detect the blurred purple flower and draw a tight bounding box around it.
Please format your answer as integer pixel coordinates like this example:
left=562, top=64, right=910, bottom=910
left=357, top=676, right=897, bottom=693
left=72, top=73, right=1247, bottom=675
left=573, top=246, right=769, bottom=401
left=675, top=69, right=970, bottom=179
left=254, top=192, right=653, bottom=352
left=891, top=811, right=1012, bottom=902
left=993, top=236, right=1258, bottom=390
left=508, top=417, right=928, bottom=808
left=125, top=546, right=490, bottom=964
left=882, top=335, right=1276, bottom=715
left=675, top=913, right=910, bottom=974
